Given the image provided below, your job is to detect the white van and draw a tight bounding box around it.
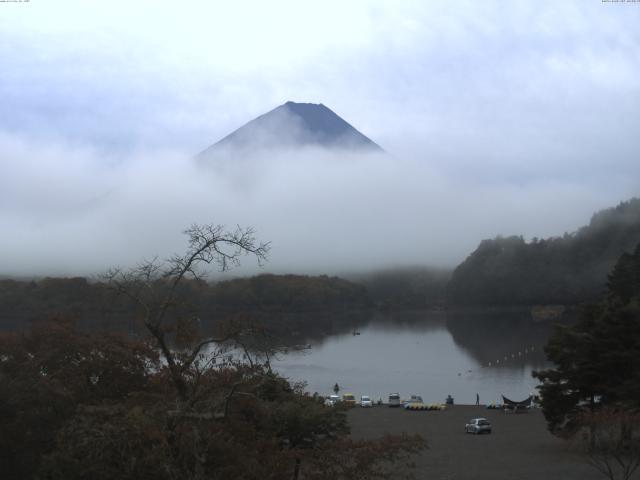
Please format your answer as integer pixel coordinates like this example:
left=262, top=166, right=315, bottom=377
left=388, top=392, right=401, bottom=407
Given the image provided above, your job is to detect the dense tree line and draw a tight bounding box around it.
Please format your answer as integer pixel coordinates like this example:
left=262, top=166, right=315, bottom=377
left=347, top=267, right=450, bottom=309
left=533, top=243, right=640, bottom=479
left=205, top=274, right=371, bottom=311
left=534, top=242, right=640, bottom=434
left=0, top=268, right=452, bottom=338
left=448, top=198, right=640, bottom=306
left=0, top=273, right=372, bottom=334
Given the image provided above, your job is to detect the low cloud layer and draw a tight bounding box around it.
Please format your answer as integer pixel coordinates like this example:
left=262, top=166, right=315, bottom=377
left=1, top=2, right=639, bottom=277
left=1, top=131, right=636, bottom=278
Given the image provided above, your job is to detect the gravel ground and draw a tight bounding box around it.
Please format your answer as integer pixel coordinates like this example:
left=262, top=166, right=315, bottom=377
left=348, top=405, right=604, bottom=480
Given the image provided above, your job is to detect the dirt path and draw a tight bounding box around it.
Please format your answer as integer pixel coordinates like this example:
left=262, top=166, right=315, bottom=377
left=348, top=405, right=603, bottom=480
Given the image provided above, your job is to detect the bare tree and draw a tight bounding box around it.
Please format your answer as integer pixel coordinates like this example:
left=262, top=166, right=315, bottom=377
left=45, top=224, right=426, bottom=480
left=104, top=223, right=270, bottom=402
left=574, top=407, right=640, bottom=480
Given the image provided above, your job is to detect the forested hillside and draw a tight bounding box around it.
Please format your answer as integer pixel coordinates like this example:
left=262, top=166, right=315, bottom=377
left=447, top=198, right=640, bottom=306
left=0, top=274, right=371, bottom=334
left=347, top=267, right=450, bottom=308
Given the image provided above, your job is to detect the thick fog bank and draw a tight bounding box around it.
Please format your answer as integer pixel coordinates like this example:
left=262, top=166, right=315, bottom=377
left=0, top=133, right=635, bottom=277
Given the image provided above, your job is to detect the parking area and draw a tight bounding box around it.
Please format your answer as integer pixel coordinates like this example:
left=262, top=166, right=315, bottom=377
left=348, top=405, right=602, bottom=480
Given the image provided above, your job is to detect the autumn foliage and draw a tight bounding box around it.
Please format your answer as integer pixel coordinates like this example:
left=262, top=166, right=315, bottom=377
left=0, top=318, right=423, bottom=479
left=0, top=223, right=424, bottom=479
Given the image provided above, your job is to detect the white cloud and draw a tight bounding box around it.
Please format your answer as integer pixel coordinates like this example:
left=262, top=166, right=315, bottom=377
left=1, top=1, right=639, bottom=276
left=1, top=133, right=635, bottom=277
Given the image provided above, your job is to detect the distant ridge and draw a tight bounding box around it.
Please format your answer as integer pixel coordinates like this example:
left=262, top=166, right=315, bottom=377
left=198, top=101, right=383, bottom=159
left=447, top=197, right=640, bottom=306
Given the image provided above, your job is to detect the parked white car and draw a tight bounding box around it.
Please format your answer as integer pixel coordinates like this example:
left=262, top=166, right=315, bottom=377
left=360, top=395, right=373, bottom=407
left=324, top=394, right=341, bottom=406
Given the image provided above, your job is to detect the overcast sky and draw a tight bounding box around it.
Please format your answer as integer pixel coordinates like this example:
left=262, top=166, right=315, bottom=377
left=1, top=1, right=639, bottom=277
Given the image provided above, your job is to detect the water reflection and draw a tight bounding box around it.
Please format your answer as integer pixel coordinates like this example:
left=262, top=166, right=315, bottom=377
left=273, top=309, right=562, bottom=405
left=446, top=310, right=550, bottom=369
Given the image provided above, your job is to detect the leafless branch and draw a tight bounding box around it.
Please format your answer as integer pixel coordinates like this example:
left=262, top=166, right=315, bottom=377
left=103, top=223, right=270, bottom=403
left=576, top=407, right=640, bottom=480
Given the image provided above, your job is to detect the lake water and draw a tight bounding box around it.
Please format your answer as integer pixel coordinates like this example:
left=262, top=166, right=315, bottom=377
left=272, top=310, right=556, bottom=405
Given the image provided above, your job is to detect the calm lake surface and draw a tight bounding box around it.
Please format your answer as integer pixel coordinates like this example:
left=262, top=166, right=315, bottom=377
left=272, top=310, right=557, bottom=405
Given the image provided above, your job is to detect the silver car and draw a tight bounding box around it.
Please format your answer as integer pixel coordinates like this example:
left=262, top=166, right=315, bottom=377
left=465, top=418, right=492, bottom=434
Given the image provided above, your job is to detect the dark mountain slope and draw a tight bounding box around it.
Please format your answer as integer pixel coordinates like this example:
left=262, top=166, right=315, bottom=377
left=448, top=198, right=640, bottom=306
